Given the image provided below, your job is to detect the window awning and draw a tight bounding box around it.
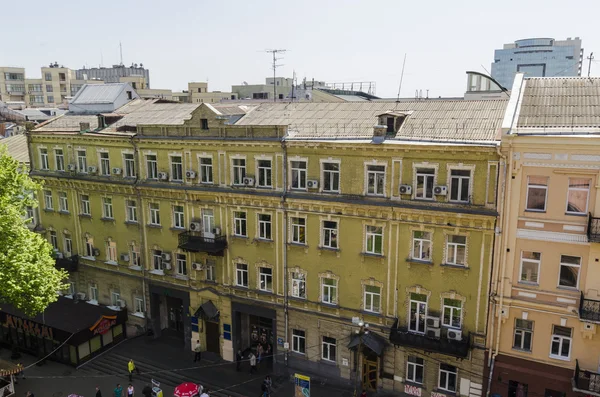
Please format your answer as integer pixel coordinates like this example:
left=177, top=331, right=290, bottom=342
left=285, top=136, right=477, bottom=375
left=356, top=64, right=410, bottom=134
left=0, top=360, right=22, bottom=376
left=347, top=331, right=387, bottom=356
left=194, top=300, right=220, bottom=321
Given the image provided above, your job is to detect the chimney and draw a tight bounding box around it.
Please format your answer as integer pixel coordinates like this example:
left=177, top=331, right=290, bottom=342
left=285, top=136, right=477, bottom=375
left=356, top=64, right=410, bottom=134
left=373, top=124, right=387, bottom=137
left=79, top=122, right=90, bottom=132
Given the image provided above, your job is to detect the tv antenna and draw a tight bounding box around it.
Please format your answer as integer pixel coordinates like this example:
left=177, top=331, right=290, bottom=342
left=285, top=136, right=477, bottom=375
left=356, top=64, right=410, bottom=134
left=119, top=41, right=124, bottom=66
left=587, top=52, right=594, bottom=77
left=395, top=54, right=407, bottom=107
left=265, top=49, right=286, bottom=102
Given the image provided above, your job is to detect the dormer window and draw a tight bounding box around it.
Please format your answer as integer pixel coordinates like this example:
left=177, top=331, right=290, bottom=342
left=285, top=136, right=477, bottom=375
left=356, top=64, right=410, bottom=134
left=376, top=112, right=408, bottom=137
left=386, top=117, right=395, bottom=133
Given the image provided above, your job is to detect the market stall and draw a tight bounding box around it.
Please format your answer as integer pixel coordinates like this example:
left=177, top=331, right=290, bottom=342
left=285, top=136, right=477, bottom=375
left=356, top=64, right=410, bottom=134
left=0, top=360, right=21, bottom=397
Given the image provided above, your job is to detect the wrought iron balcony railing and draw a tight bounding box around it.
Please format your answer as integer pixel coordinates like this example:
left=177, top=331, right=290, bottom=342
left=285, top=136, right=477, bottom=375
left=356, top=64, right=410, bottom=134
left=574, top=359, right=600, bottom=394
left=588, top=213, right=600, bottom=242
left=178, top=231, right=227, bottom=255
left=55, top=254, right=79, bottom=272
left=389, top=319, right=471, bottom=358
left=579, top=292, right=600, bottom=323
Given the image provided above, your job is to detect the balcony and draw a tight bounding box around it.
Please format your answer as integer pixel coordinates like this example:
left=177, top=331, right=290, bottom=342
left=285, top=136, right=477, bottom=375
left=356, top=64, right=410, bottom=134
left=579, top=292, right=600, bottom=322
left=55, top=254, right=79, bottom=272
left=573, top=360, right=600, bottom=395
left=389, top=319, right=471, bottom=358
left=588, top=213, right=600, bottom=242
left=178, top=231, right=227, bottom=255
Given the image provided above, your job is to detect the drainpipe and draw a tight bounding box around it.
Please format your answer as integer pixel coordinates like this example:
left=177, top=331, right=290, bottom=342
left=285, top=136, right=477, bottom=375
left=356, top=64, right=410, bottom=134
left=281, top=130, right=289, bottom=368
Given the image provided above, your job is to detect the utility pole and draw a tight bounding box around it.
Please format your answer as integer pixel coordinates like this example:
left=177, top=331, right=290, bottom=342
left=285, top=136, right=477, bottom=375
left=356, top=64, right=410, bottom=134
left=265, top=49, right=286, bottom=102
left=588, top=52, right=594, bottom=77
left=120, top=42, right=123, bottom=66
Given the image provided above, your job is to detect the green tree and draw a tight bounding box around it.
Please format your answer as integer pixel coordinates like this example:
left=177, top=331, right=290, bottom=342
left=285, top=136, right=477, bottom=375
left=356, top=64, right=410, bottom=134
left=0, top=146, right=67, bottom=316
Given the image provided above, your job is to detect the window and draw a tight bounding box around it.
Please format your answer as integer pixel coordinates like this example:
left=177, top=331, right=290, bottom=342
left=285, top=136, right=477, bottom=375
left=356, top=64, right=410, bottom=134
left=130, top=245, right=141, bottom=267
left=406, top=356, right=424, bottom=384
left=102, top=197, right=113, bottom=219
left=64, top=235, right=72, bottom=256
left=409, top=293, right=428, bottom=333
left=365, top=226, right=383, bottom=255
left=45, top=83, right=53, bottom=91
left=234, top=211, right=247, bottom=236
left=134, top=297, right=145, bottom=314
left=149, top=203, right=161, bottom=225
left=55, top=149, right=64, bottom=171
left=508, top=381, right=528, bottom=397
left=259, top=267, right=273, bottom=292
left=550, top=325, right=572, bottom=360
left=366, top=165, right=385, bottom=196
left=258, top=214, right=272, bottom=240
left=558, top=255, right=581, bottom=288
left=146, top=155, right=158, bottom=179
left=364, top=285, right=381, bottom=313
left=520, top=251, right=541, bottom=284
left=89, top=284, right=98, bottom=302
left=49, top=231, right=58, bottom=250
left=126, top=200, right=138, bottom=222
left=442, top=299, right=462, bottom=329
left=321, top=278, right=337, bottom=304
left=47, top=95, right=54, bottom=103
left=58, top=192, right=69, bottom=212
left=257, top=159, right=272, bottom=187
left=232, top=158, right=246, bottom=185
left=526, top=176, right=548, bottom=211
left=292, top=329, right=306, bottom=354
left=124, top=153, right=136, bottom=177
left=236, top=263, right=248, bottom=287
left=206, top=259, right=216, bottom=282
left=416, top=168, right=435, bottom=199
left=171, top=156, right=183, bottom=181
left=152, top=250, right=162, bottom=271
left=173, top=205, right=185, bottom=229
left=412, top=231, right=432, bottom=261
left=85, top=237, right=94, bottom=258
left=26, top=206, right=35, bottom=224
left=291, top=272, right=306, bottom=299
left=77, top=150, right=87, bottom=173
left=446, top=235, right=466, bottom=266
left=513, top=319, right=533, bottom=351
left=322, top=336, right=336, bottom=362
left=566, top=178, right=591, bottom=214
left=450, top=169, right=471, bottom=202
left=322, top=220, right=338, bottom=249
left=44, top=190, right=53, bottom=210
left=322, top=162, right=340, bottom=193
left=111, top=292, right=120, bottom=306
left=291, top=160, right=307, bottom=189
left=291, top=217, right=306, bottom=244
left=438, top=364, right=457, bottom=392
left=199, top=157, right=213, bottom=183
left=106, top=241, right=117, bottom=262
left=99, top=152, right=110, bottom=175
left=80, top=194, right=91, bottom=216
left=201, top=118, right=209, bottom=130
left=39, top=148, right=49, bottom=170
left=176, top=253, right=187, bottom=276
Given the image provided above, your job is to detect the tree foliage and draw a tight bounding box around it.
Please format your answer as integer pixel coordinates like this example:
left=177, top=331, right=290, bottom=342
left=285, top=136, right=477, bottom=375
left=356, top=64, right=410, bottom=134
left=0, top=146, right=67, bottom=316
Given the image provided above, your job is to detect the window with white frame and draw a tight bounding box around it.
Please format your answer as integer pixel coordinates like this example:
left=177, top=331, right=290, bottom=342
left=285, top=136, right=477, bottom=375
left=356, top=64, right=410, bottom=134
left=322, top=220, right=338, bottom=249
left=322, top=162, right=340, bottom=193
left=412, top=231, right=431, bottom=261
left=406, top=356, right=424, bottom=384
left=233, top=211, right=247, bottom=236
left=364, top=285, right=381, bottom=313
left=85, top=237, right=94, bottom=258
left=106, top=240, right=117, bottom=262
left=292, top=329, right=306, bottom=354
left=409, top=293, right=428, bottom=333
left=173, top=205, right=185, bottom=229
left=176, top=253, right=187, bottom=276
left=291, top=160, right=307, bottom=190
left=291, top=272, right=306, bottom=299
left=26, top=206, right=35, bottom=224
left=39, top=148, right=49, bottom=170
left=124, top=153, right=136, bottom=177
left=258, top=214, right=272, bottom=240
left=322, top=336, right=336, bottom=362
left=199, top=157, right=213, bottom=183
left=77, top=150, right=87, bottom=173
left=102, top=197, right=113, bottom=219
left=134, top=297, right=145, bottom=314
left=291, top=217, right=306, bottom=244
left=550, top=325, right=572, bottom=360
left=171, top=155, right=183, bottom=181
left=438, top=364, right=457, bottom=392
left=89, top=284, right=98, bottom=302
left=58, top=192, right=69, bottom=212
left=513, top=319, right=533, bottom=351
left=80, top=194, right=91, bottom=215
left=44, top=190, right=53, bottom=210
left=110, top=291, right=120, bottom=306
left=126, top=200, right=138, bottom=222
left=130, top=244, right=141, bottom=267
left=49, top=231, right=58, bottom=250
left=149, top=203, right=161, bottom=225
left=446, top=235, right=466, bottom=266
left=64, top=235, right=72, bottom=256
left=450, top=169, right=471, bottom=202
left=365, top=225, right=383, bottom=255
left=232, top=158, right=246, bottom=185
left=257, top=159, right=272, bottom=187
left=442, top=299, right=462, bottom=329
left=259, top=267, right=273, bottom=292
left=206, top=259, right=216, bottom=282
left=416, top=168, right=435, bottom=199
left=566, top=177, right=591, bottom=214
left=520, top=251, right=541, bottom=284
left=236, top=263, right=248, bottom=287
left=526, top=176, right=548, bottom=211
left=366, top=165, right=385, bottom=196
left=99, top=152, right=110, bottom=176
left=152, top=249, right=162, bottom=271
left=558, top=255, right=581, bottom=288
left=55, top=149, right=64, bottom=171
left=321, top=278, right=337, bottom=304
left=146, top=155, right=158, bottom=179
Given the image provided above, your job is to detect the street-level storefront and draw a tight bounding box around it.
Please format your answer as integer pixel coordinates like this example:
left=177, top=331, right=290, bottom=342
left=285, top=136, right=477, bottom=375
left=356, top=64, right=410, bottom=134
left=0, top=296, right=127, bottom=366
left=148, top=283, right=191, bottom=349
left=232, top=301, right=277, bottom=367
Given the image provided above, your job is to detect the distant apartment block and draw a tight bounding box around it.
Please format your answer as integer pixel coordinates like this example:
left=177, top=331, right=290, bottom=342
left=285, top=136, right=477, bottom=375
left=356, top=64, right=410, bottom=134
left=76, top=64, right=150, bottom=88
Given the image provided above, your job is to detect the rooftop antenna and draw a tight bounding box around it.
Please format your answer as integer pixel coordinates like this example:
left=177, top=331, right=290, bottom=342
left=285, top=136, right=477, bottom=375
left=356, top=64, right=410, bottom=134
left=265, top=49, right=287, bottom=102
left=587, top=52, right=594, bottom=77
left=395, top=54, right=407, bottom=107
left=119, top=42, right=123, bottom=66
left=100, top=51, right=104, bottom=67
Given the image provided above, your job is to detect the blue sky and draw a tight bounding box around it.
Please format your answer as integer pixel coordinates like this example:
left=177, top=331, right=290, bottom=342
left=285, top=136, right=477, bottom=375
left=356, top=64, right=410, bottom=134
left=3, top=0, right=599, bottom=98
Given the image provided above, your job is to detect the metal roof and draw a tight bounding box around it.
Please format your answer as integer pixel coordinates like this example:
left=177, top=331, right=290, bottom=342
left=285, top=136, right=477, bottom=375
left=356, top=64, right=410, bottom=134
left=70, top=83, right=130, bottom=104
left=236, top=100, right=507, bottom=142
left=516, top=77, right=600, bottom=128
left=1, top=134, right=29, bottom=164
left=35, top=114, right=100, bottom=132
left=108, top=102, right=200, bottom=129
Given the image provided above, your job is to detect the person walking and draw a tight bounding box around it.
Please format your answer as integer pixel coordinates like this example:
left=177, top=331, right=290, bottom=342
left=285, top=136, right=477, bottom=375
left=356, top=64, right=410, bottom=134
left=257, top=344, right=264, bottom=365
left=127, top=383, right=134, bottom=397
left=235, top=349, right=242, bottom=371
left=114, top=384, right=123, bottom=397
left=249, top=351, right=257, bottom=374
left=265, top=375, right=272, bottom=395
left=194, top=340, right=202, bottom=362
left=200, top=388, right=209, bottom=397
left=96, top=386, right=102, bottom=397
left=128, top=359, right=136, bottom=382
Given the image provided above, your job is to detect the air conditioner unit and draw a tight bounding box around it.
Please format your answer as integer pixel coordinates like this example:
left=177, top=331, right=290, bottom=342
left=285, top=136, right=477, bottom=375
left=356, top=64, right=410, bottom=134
left=158, top=172, right=169, bottom=181
left=243, top=177, right=254, bottom=186
left=399, top=185, right=412, bottom=195
left=433, top=185, right=447, bottom=195
left=189, top=222, right=201, bottom=232
left=112, top=167, right=122, bottom=175
left=117, top=299, right=126, bottom=308
left=76, top=292, right=86, bottom=300
left=92, top=248, right=101, bottom=257
left=161, top=252, right=171, bottom=262
left=55, top=252, right=64, bottom=259
left=67, top=164, right=76, bottom=171
left=120, top=253, right=130, bottom=262
left=426, top=316, right=440, bottom=328
left=185, top=170, right=196, bottom=179
left=87, top=165, right=97, bottom=174
left=426, top=327, right=441, bottom=338
left=164, top=262, right=172, bottom=270
left=307, top=180, right=319, bottom=189
left=447, top=329, right=463, bottom=341
left=213, top=227, right=221, bottom=235
left=192, top=262, right=204, bottom=271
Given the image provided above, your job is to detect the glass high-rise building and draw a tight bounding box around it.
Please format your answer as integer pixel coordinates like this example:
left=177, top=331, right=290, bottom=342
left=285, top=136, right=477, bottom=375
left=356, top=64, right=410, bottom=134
left=491, top=37, right=583, bottom=89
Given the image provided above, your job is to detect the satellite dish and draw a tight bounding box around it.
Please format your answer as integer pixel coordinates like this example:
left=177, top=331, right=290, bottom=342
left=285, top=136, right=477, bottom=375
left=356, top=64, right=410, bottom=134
left=243, top=81, right=248, bottom=86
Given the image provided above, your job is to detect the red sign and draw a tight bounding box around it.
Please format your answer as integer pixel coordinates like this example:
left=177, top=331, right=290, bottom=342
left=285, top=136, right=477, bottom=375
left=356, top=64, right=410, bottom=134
left=90, top=315, right=117, bottom=335
left=404, top=384, right=422, bottom=397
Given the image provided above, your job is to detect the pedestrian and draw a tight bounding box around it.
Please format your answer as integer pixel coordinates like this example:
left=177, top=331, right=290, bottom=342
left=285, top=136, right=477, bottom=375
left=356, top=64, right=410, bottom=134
left=96, top=386, right=102, bottom=397
left=114, top=383, right=123, bottom=397
left=128, top=359, right=136, bottom=382
left=257, top=344, right=264, bottom=365
left=235, top=349, right=242, bottom=371
left=15, top=362, right=24, bottom=383
left=265, top=375, right=272, bottom=394
left=200, top=388, right=209, bottom=397
left=249, top=351, right=257, bottom=374
left=261, top=379, right=268, bottom=397
left=26, top=392, right=34, bottom=397
left=194, top=339, right=202, bottom=362
left=360, top=390, right=367, bottom=397
left=127, top=383, right=134, bottom=397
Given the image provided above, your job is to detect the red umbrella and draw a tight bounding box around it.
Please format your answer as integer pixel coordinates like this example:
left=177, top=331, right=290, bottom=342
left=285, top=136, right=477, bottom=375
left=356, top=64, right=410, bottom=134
left=174, top=383, right=200, bottom=397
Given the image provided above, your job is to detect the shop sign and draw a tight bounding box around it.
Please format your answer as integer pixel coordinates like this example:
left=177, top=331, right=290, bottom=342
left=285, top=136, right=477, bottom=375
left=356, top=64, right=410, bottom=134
left=4, top=315, right=54, bottom=339
left=90, top=315, right=117, bottom=335
left=294, top=373, right=310, bottom=397
left=404, top=384, right=422, bottom=397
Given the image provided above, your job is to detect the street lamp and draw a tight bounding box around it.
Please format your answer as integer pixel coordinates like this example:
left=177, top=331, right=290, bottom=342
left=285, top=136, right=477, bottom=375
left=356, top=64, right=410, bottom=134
left=355, top=322, right=369, bottom=395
